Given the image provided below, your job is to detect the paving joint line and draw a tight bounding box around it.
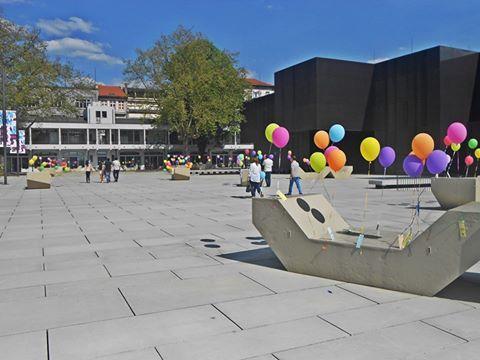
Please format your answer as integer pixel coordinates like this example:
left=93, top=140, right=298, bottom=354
left=211, top=303, right=243, bottom=330
left=103, top=264, right=113, bottom=277
left=239, top=272, right=277, bottom=294
left=317, top=315, right=352, bottom=336
left=118, top=288, right=136, bottom=316
left=154, top=347, right=165, bottom=359
left=334, top=284, right=380, bottom=305
left=170, top=270, right=183, bottom=280
left=420, top=319, right=470, bottom=343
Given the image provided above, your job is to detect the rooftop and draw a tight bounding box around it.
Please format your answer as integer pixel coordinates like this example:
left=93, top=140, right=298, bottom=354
left=246, top=78, right=274, bottom=87
left=98, top=85, right=127, bottom=98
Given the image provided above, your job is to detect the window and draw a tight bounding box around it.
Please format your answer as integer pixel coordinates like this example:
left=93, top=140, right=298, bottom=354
left=98, top=129, right=110, bottom=144
left=31, top=129, right=59, bottom=144
left=61, top=129, right=87, bottom=144
left=112, top=129, right=119, bottom=144
left=102, top=111, right=107, bottom=118
left=146, top=129, right=167, bottom=144
left=88, top=129, right=96, bottom=144
left=120, top=129, right=144, bottom=144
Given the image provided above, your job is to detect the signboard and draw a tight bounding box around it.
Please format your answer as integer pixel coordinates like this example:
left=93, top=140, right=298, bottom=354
left=0, top=110, right=17, bottom=148
left=223, top=144, right=254, bottom=150
left=10, top=130, right=26, bottom=154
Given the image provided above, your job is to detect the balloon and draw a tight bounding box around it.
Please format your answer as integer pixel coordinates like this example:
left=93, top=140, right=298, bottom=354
left=258, top=154, right=263, bottom=161
left=32, top=155, right=38, bottom=161
left=475, top=149, right=480, bottom=159
left=468, top=138, right=478, bottom=149
left=443, top=136, right=452, bottom=147
left=64, top=167, right=70, bottom=173
left=403, top=155, right=424, bottom=177
left=268, top=154, right=274, bottom=160
left=411, top=133, right=434, bottom=160
left=324, top=146, right=338, bottom=159
left=465, top=155, right=474, bottom=166
left=329, top=124, right=345, bottom=143
left=287, top=150, right=292, bottom=156
left=314, top=130, right=329, bottom=150
left=28, top=159, right=34, bottom=166
left=310, top=152, right=326, bottom=173
left=360, top=137, right=380, bottom=162
left=447, top=122, right=467, bottom=144
left=451, top=143, right=461, bottom=152
left=245, top=149, right=250, bottom=155
left=265, top=123, right=279, bottom=143
left=426, top=150, right=449, bottom=174
left=378, top=146, right=396, bottom=168
left=257, top=150, right=262, bottom=155
left=251, top=150, right=256, bottom=157
left=328, top=149, right=346, bottom=172
left=39, top=165, right=44, bottom=171
left=260, top=171, right=266, bottom=180
left=272, top=127, right=290, bottom=148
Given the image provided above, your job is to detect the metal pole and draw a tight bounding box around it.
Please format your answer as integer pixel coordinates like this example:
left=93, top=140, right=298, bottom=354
left=2, top=64, right=7, bottom=185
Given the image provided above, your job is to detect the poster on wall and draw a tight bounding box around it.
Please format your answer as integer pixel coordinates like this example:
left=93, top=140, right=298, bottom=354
left=10, top=130, right=25, bottom=154
left=0, top=110, right=17, bottom=148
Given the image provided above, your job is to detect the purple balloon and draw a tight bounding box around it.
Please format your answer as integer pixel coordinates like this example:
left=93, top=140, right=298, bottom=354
left=324, top=146, right=338, bottom=159
left=403, top=154, right=424, bottom=177
left=251, top=150, right=256, bottom=157
left=378, top=146, right=396, bottom=168
left=272, top=127, right=290, bottom=148
left=426, top=150, right=449, bottom=175
left=268, top=154, right=274, bottom=160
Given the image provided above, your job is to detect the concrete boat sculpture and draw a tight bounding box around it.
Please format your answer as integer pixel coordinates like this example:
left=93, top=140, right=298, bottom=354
left=431, top=177, right=480, bottom=209
left=253, top=194, right=480, bottom=296
left=171, top=166, right=190, bottom=180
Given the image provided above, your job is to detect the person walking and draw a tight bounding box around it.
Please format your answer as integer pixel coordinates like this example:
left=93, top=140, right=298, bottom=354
left=98, top=161, right=104, bottom=183
left=263, top=156, right=273, bottom=187
left=104, top=158, right=112, bottom=183
left=85, top=160, right=92, bottom=183
left=286, top=155, right=303, bottom=195
left=249, top=157, right=263, bottom=198
left=112, top=158, right=121, bottom=182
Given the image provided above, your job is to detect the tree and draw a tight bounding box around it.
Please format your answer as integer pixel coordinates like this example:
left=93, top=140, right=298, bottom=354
left=124, top=26, right=248, bottom=154
left=0, top=16, right=93, bottom=179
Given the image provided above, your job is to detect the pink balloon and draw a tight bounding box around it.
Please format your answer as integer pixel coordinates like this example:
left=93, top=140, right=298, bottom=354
left=443, top=135, right=452, bottom=147
left=324, top=145, right=338, bottom=159
left=447, top=122, right=467, bottom=144
left=465, top=155, right=474, bottom=166
left=272, top=127, right=289, bottom=148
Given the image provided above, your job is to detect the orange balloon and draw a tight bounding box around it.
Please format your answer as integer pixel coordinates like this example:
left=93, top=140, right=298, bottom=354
left=314, top=130, right=329, bottom=149
left=327, top=149, right=346, bottom=172
left=412, top=133, right=434, bottom=160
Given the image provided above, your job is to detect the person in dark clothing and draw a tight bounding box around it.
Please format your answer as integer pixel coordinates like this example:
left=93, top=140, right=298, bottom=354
left=104, top=159, right=112, bottom=183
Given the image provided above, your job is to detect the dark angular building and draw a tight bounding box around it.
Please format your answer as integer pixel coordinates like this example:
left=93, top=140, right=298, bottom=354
left=242, top=46, right=480, bottom=173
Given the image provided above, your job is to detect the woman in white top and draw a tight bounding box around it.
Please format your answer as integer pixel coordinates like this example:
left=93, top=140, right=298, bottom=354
left=263, top=156, right=273, bottom=187
left=249, top=157, right=263, bottom=197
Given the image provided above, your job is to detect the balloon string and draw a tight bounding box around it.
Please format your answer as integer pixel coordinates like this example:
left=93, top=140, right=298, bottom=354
left=475, top=159, right=478, bottom=177
left=466, top=165, right=469, bottom=178
left=361, top=161, right=371, bottom=234
left=376, top=167, right=387, bottom=235
left=446, top=151, right=456, bottom=176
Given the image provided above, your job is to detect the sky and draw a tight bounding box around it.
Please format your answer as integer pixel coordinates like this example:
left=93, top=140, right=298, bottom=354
left=1, top=0, right=480, bottom=85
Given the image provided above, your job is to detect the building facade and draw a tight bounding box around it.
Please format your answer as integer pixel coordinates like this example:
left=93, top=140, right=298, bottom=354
left=6, top=77, right=272, bottom=170
left=242, top=46, right=480, bottom=174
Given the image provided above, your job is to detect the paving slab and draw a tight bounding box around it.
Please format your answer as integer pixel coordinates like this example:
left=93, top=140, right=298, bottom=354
left=0, top=330, right=47, bottom=360
left=158, top=316, right=347, bottom=360
left=49, top=305, right=237, bottom=360
left=274, top=321, right=465, bottom=360
left=322, top=296, right=473, bottom=334
left=215, top=286, right=374, bottom=329
left=423, top=308, right=480, bottom=340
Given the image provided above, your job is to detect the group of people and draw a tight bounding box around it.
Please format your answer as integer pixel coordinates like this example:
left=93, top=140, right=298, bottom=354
left=248, top=154, right=303, bottom=197
left=85, top=158, right=122, bottom=184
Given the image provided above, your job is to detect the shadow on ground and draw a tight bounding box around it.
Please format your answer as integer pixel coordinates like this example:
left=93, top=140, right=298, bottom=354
left=436, top=272, right=480, bottom=304
left=219, top=248, right=285, bottom=270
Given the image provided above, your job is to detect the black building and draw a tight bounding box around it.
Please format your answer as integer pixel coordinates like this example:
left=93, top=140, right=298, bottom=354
left=242, top=46, right=480, bottom=173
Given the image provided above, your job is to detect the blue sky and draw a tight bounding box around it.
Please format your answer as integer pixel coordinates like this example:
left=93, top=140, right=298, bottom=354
left=1, top=0, right=480, bottom=85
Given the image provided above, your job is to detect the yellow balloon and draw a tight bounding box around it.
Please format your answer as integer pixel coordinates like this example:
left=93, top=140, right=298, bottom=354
left=309, top=152, right=326, bottom=173
left=265, top=123, right=279, bottom=143
left=32, top=155, right=38, bottom=161
left=451, top=143, right=461, bottom=152
left=28, top=159, right=34, bottom=166
left=475, top=148, right=480, bottom=159
left=360, top=137, right=380, bottom=162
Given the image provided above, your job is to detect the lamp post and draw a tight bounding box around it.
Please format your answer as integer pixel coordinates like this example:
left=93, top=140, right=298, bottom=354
left=2, top=63, right=7, bottom=185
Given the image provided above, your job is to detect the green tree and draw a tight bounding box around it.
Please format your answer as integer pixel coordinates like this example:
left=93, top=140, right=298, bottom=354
left=124, top=26, right=248, bottom=154
left=0, top=16, right=93, bottom=178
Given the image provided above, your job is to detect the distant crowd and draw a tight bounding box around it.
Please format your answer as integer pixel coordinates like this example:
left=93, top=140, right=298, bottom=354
left=85, top=158, right=122, bottom=184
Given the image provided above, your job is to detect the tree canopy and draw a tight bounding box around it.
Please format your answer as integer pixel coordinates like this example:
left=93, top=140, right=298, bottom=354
left=124, top=26, right=248, bottom=153
left=0, top=16, right=93, bottom=124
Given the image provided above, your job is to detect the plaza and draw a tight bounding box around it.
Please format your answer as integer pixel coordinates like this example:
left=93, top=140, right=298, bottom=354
left=0, top=172, right=479, bottom=359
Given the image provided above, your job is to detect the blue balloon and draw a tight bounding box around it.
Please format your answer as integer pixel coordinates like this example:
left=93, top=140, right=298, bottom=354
left=329, top=124, right=345, bottom=143
left=258, top=154, right=263, bottom=161
left=260, top=171, right=266, bottom=180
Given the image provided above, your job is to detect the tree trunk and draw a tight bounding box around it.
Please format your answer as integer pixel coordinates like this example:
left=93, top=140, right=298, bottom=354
left=183, top=137, right=189, bottom=156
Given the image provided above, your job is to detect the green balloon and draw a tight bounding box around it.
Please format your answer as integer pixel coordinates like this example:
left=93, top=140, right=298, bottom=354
left=468, top=138, right=478, bottom=149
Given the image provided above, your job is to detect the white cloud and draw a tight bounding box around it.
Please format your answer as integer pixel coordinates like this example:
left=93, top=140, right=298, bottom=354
left=367, top=57, right=390, bottom=64
left=245, top=69, right=258, bottom=79
left=37, top=16, right=97, bottom=36
left=46, top=37, right=123, bottom=65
